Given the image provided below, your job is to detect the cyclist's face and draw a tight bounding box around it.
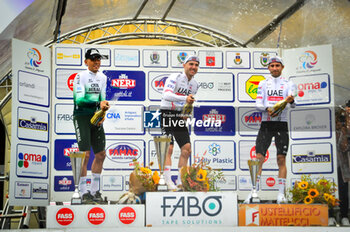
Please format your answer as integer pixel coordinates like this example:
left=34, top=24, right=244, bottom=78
left=268, top=62, right=284, bottom=77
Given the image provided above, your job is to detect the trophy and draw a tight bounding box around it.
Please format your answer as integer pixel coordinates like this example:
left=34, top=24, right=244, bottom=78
left=153, top=135, right=171, bottom=191
left=69, top=151, right=86, bottom=204
left=248, top=159, right=262, bottom=203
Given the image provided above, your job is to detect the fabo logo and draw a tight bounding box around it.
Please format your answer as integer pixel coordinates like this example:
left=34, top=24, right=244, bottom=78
left=67, top=73, right=78, bottom=91
left=87, top=207, right=106, bottom=225
left=246, top=75, right=265, bottom=99
left=18, top=152, right=47, bottom=168
left=161, top=196, right=222, bottom=217
left=56, top=208, right=74, bottom=226
left=297, top=81, right=327, bottom=97
left=119, top=207, right=136, bottom=224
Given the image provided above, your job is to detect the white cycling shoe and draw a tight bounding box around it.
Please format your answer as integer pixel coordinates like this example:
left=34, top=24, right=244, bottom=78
left=277, top=193, right=288, bottom=204
left=243, top=192, right=252, bottom=204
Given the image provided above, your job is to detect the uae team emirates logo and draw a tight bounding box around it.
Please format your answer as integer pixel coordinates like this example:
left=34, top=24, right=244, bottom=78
left=118, top=207, right=136, bottom=224
left=56, top=208, right=74, bottom=226
left=87, top=207, right=106, bottom=225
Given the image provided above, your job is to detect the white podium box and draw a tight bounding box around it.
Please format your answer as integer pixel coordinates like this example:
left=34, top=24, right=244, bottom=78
left=146, top=192, right=238, bottom=227
left=46, top=204, right=144, bottom=228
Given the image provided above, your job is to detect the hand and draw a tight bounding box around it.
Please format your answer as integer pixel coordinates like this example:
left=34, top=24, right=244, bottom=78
left=100, top=100, right=110, bottom=111
left=97, top=117, right=105, bottom=126
left=285, top=95, right=295, bottom=103
left=186, top=94, right=195, bottom=104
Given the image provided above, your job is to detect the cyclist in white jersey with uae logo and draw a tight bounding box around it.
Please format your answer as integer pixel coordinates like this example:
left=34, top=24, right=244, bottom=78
left=244, top=56, right=296, bottom=204
left=160, top=55, right=199, bottom=190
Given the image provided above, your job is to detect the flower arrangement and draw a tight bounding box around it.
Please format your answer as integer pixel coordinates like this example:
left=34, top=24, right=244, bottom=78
left=288, top=175, right=339, bottom=207
left=129, top=160, right=159, bottom=195
left=180, top=162, right=224, bottom=192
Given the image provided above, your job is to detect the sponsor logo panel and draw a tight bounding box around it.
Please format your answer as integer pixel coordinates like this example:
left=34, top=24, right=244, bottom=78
left=143, top=50, right=168, bottom=67
left=104, top=140, right=145, bottom=170
left=55, top=104, right=75, bottom=134
left=87, top=207, right=106, bottom=225
left=193, top=140, right=235, bottom=171
left=16, top=144, right=48, bottom=178
left=85, top=47, right=111, bottom=66
left=198, top=50, right=223, bottom=68
left=55, top=69, right=84, bottom=99
left=253, top=51, right=277, bottom=69
left=238, top=107, right=261, bottom=136
left=56, top=207, right=74, bottom=226
left=237, top=73, right=270, bottom=102
left=17, top=107, right=49, bottom=142
left=56, top=47, right=82, bottom=66
left=291, top=143, right=333, bottom=174
left=260, top=176, right=278, bottom=190
left=216, top=175, right=236, bottom=191
left=170, top=50, right=196, bottom=67
left=102, top=175, right=123, bottom=191
left=114, top=49, right=140, bottom=67
left=226, top=51, right=250, bottom=69
left=32, top=182, right=49, bottom=199
left=18, top=71, right=49, bottom=106
left=15, top=182, right=31, bottom=199
left=148, top=72, right=177, bottom=100
left=54, top=176, right=75, bottom=191
left=119, top=207, right=136, bottom=224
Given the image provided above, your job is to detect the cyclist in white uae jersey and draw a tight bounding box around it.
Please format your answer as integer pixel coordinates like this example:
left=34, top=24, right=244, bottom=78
left=245, top=56, right=296, bottom=204
left=160, top=55, right=199, bottom=190
left=73, top=48, right=110, bottom=204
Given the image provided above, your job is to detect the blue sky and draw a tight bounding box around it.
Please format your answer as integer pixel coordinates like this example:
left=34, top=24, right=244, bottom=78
left=0, top=0, right=35, bottom=33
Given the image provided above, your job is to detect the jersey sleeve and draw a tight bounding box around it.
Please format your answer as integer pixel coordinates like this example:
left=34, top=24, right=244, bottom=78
left=99, top=74, right=107, bottom=102
left=73, top=73, right=98, bottom=107
left=256, top=80, right=266, bottom=111
left=162, top=74, right=187, bottom=102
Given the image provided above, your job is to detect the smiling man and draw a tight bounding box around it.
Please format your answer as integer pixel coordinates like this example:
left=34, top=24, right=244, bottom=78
left=160, top=55, right=200, bottom=190
left=245, top=56, right=296, bottom=204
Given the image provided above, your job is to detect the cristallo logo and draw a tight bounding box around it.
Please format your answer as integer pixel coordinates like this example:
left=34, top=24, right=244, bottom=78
left=27, top=48, right=42, bottom=67
left=246, top=75, right=265, bottom=99
left=299, top=50, right=318, bottom=69
left=18, top=152, right=47, bottom=168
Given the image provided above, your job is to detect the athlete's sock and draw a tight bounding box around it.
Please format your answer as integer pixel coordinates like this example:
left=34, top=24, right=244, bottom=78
left=79, top=176, right=87, bottom=195
left=278, top=178, right=286, bottom=194
left=91, top=173, right=101, bottom=195
left=164, top=166, right=172, bottom=182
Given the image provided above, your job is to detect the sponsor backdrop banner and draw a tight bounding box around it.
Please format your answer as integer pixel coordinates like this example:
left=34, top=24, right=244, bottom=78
left=9, top=42, right=330, bottom=204
left=10, top=39, right=51, bottom=206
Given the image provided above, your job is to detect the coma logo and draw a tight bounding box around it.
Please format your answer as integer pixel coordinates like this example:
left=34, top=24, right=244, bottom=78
left=297, top=81, right=327, bottom=97
left=27, top=48, right=42, bottom=67
left=18, top=152, right=47, bottom=168
left=119, top=207, right=136, bottom=224
left=56, top=208, right=74, bottom=226
left=299, top=50, right=318, bottom=69
left=106, top=143, right=142, bottom=163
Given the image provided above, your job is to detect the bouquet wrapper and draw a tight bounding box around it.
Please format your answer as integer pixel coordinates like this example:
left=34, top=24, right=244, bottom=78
left=90, top=109, right=106, bottom=126
left=129, top=171, right=147, bottom=196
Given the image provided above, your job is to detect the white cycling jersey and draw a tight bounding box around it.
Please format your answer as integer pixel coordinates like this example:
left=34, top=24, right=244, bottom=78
left=160, top=72, right=199, bottom=111
left=256, top=75, right=296, bottom=122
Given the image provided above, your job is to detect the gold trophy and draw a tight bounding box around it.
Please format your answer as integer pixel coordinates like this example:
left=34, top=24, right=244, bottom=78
left=69, top=151, right=85, bottom=204
left=248, top=159, right=262, bottom=203
left=153, top=135, right=171, bottom=191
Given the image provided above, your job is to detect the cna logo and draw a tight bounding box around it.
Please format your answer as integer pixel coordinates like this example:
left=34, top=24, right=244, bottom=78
left=151, top=74, right=169, bottom=93
left=18, top=152, right=47, bottom=168
left=150, top=51, right=160, bottom=64
left=106, top=142, right=142, bottom=163
left=63, top=143, right=79, bottom=157
left=27, top=48, right=42, bottom=67
left=67, top=73, right=78, bottom=91
left=119, top=207, right=136, bottom=224
left=161, top=196, right=222, bottom=217
left=202, top=109, right=226, bottom=123
left=260, top=53, right=269, bottom=67
left=206, top=56, right=215, bottom=66
left=87, top=207, right=106, bottom=225
left=234, top=52, right=242, bottom=65
left=297, top=81, right=327, bottom=97
left=177, top=52, right=188, bottom=64
left=299, top=50, right=318, bottom=69
left=56, top=208, right=74, bottom=226
left=208, top=143, right=221, bottom=156
left=246, top=206, right=259, bottom=226
left=250, top=146, right=269, bottom=163
left=242, top=111, right=262, bottom=129
left=292, top=151, right=331, bottom=164
left=246, top=75, right=265, bottom=99
left=111, top=74, right=136, bottom=89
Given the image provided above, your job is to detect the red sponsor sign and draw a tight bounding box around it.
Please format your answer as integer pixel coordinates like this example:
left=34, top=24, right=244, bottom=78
left=119, top=207, right=136, bottom=224
left=67, top=73, right=78, bottom=91
left=87, top=207, right=106, bottom=225
left=250, top=146, right=269, bottom=163
left=266, top=177, right=276, bottom=187
left=206, top=56, right=215, bottom=66
left=56, top=208, right=74, bottom=226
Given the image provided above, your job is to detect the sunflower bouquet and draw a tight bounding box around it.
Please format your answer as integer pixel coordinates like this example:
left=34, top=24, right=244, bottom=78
left=129, top=160, right=160, bottom=195
left=180, top=162, right=224, bottom=192
left=288, top=175, right=339, bottom=207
